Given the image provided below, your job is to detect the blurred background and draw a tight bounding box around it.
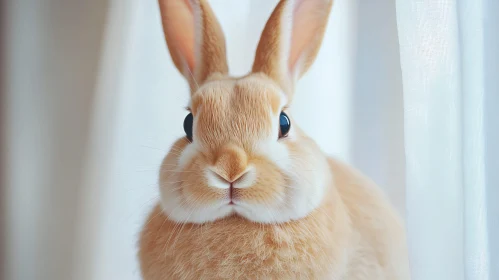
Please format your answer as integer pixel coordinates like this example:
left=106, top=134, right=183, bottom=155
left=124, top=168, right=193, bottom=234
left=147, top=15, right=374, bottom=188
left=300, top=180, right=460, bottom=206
left=1, top=0, right=497, bottom=280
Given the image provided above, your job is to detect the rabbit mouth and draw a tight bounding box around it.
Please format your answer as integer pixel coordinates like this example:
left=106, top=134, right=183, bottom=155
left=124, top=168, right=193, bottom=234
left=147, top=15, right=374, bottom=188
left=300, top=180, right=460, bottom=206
left=229, top=184, right=234, bottom=204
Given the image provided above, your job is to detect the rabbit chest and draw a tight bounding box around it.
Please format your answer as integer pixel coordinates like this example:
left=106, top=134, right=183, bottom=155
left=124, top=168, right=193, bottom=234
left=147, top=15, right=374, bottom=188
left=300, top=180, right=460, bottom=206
left=139, top=201, right=351, bottom=280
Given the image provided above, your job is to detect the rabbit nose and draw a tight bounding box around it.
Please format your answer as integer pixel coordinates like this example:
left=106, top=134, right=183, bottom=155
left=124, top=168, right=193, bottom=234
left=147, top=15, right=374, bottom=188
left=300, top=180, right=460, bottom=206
left=213, top=144, right=248, bottom=182
left=206, top=167, right=255, bottom=191
left=208, top=169, right=249, bottom=185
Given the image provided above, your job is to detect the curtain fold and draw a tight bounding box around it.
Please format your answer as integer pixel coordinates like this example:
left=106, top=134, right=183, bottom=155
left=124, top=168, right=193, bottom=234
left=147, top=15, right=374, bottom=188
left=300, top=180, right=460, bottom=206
left=396, top=0, right=498, bottom=279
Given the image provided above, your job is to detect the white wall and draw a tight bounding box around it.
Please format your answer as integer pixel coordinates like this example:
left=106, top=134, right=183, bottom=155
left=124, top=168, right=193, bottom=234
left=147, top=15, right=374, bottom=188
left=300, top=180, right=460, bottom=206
left=4, top=0, right=404, bottom=279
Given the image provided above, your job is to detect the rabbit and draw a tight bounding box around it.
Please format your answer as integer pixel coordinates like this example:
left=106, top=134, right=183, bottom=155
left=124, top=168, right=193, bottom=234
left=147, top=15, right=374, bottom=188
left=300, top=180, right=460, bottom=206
left=138, top=0, right=411, bottom=279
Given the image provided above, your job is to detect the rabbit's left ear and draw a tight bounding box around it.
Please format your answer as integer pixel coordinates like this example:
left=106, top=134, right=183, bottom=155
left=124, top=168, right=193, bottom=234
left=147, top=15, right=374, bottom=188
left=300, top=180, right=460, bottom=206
left=252, top=0, right=333, bottom=99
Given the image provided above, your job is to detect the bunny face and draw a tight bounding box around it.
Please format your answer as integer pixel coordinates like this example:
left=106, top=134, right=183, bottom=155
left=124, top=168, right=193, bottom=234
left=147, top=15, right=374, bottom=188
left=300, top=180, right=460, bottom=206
left=157, top=0, right=334, bottom=224
left=160, top=74, right=330, bottom=223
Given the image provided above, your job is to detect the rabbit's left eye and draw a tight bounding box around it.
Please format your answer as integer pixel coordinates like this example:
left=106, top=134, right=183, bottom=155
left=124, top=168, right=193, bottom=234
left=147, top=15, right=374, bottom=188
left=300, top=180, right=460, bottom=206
left=184, top=113, right=194, bottom=142
left=279, top=112, right=291, bottom=138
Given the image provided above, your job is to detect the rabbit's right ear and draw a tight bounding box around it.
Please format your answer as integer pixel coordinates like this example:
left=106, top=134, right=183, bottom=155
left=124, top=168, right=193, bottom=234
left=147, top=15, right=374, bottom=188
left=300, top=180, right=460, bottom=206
left=158, top=0, right=228, bottom=93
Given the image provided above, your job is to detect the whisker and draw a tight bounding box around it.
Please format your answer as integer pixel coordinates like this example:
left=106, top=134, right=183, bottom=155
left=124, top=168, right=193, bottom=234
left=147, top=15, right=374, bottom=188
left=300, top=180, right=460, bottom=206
left=141, top=203, right=168, bottom=230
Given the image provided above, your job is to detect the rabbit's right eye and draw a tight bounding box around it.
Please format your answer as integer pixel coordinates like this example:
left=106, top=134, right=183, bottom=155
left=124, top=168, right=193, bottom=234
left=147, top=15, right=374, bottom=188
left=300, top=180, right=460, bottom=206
left=183, top=113, right=194, bottom=142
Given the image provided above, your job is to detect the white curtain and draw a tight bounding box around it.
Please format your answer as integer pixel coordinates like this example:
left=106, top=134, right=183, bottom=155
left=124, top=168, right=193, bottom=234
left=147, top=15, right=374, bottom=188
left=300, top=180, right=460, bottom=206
left=3, top=0, right=497, bottom=280
left=396, top=0, right=499, bottom=279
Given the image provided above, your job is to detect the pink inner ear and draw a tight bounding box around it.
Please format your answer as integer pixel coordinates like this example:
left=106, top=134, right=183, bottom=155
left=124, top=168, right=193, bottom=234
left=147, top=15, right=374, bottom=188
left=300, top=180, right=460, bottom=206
left=288, top=0, right=323, bottom=72
left=164, top=0, right=196, bottom=72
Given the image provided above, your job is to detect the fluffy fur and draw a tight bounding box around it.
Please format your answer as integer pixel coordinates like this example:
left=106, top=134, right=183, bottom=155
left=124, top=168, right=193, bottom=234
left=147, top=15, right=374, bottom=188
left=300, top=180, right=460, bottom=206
left=139, top=0, right=410, bottom=279
left=140, top=158, right=409, bottom=279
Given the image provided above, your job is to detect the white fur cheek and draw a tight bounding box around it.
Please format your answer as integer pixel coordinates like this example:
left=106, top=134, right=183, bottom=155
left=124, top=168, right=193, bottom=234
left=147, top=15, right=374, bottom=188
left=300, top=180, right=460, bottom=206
left=249, top=172, right=327, bottom=223
left=255, top=140, right=291, bottom=171
left=159, top=194, right=233, bottom=223
left=284, top=164, right=328, bottom=220
left=285, top=145, right=331, bottom=219
left=242, top=140, right=293, bottom=223
left=159, top=182, right=233, bottom=223
left=249, top=138, right=330, bottom=223
left=177, top=141, right=199, bottom=168
left=158, top=142, right=233, bottom=223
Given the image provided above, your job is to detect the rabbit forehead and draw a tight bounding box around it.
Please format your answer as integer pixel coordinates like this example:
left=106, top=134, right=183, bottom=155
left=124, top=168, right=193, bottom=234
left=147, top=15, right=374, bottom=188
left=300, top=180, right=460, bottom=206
left=191, top=74, right=285, bottom=113
left=191, top=75, right=287, bottom=148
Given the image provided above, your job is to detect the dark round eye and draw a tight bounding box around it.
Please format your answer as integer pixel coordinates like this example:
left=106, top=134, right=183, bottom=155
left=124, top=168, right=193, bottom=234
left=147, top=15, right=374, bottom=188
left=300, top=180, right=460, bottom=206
left=183, top=113, right=194, bottom=142
left=279, top=112, right=291, bottom=138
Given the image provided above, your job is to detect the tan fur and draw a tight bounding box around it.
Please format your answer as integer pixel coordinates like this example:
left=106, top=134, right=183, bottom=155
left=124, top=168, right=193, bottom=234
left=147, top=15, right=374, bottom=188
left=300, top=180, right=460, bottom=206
left=159, top=0, right=228, bottom=92
left=139, top=156, right=410, bottom=279
left=140, top=0, right=410, bottom=279
left=252, top=0, right=289, bottom=92
left=253, top=0, right=334, bottom=98
left=163, top=76, right=295, bottom=208
left=192, top=76, right=278, bottom=150
left=140, top=165, right=350, bottom=280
